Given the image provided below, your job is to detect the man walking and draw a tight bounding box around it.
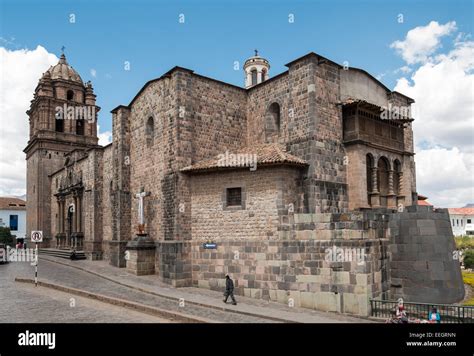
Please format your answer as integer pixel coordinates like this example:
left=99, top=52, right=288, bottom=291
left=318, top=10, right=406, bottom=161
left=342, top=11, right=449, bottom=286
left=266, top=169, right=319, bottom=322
left=223, top=274, right=237, bottom=305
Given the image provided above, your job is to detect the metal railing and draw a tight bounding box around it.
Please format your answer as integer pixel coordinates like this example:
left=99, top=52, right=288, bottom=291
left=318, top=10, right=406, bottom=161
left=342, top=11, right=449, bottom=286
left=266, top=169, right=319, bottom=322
left=370, top=299, right=474, bottom=323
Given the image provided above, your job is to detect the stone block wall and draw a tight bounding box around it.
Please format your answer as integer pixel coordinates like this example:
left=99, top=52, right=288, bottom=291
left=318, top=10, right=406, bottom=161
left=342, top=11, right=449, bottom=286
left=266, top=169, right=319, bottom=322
left=247, top=56, right=349, bottom=214
left=129, top=77, right=176, bottom=242
left=108, top=106, right=132, bottom=266
left=191, top=211, right=392, bottom=316
left=188, top=167, right=302, bottom=242
left=155, top=241, right=192, bottom=287
left=388, top=205, right=465, bottom=303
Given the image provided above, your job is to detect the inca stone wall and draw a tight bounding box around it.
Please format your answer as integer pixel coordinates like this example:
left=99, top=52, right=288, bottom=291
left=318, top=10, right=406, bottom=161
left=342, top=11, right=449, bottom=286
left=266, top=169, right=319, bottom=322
left=191, top=211, right=392, bottom=316
left=388, top=205, right=465, bottom=303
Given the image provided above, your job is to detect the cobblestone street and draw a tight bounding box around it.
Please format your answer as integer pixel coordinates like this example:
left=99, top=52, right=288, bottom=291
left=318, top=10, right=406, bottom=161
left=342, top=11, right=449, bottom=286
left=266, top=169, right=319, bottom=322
left=0, top=256, right=371, bottom=323
left=0, top=261, right=169, bottom=323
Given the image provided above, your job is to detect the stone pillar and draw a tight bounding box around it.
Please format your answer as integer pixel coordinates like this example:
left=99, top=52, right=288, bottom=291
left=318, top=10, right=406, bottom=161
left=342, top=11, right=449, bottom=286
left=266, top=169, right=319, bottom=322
left=387, top=170, right=397, bottom=208
left=396, top=171, right=405, bottom=208
left=125, top=235, right=156, bottom=276
left=73, top=197, right=78, bottom=233
left=371, top=167, right=378, bottom=193
left=56, top=199, right=61, bottom=248
left=59, top=198, right=65, bottom=248
left=398, top=171, right=404, bottom=195
left=370, top=167, right=380, bottom=207
left=246, top=72, right=252, bottom=88
left=257, top=70, right=263, bottom=84
left=77, top=195, right=82, bottom=233
left=77, top=194, right=82, bottom=248
left=388, top=170, right=395, bottom=195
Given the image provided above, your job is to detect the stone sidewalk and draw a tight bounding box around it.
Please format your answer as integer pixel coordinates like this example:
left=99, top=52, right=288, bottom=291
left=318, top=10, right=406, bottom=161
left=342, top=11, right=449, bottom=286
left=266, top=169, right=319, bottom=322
left=39, top=256, right=374, bottom=323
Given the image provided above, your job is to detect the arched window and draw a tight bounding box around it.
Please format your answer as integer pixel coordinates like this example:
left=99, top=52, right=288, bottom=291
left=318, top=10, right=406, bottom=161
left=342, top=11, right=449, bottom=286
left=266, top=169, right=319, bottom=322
left=67, top=90, right=74, bottom=101
left=393, top=159, right=402, bottom=195
left=261, top=69, right=267, bottom=81
left=265, top=103, right=281, bottom=143
left=146, top=117, right=154, bottom=147
left=76, top=119, right=84, bottom=135
left=251, top=69, right=258, bottom=86
left=55, top=117, right=64, bottom=132
left=366, top=154, right=374, bottom=203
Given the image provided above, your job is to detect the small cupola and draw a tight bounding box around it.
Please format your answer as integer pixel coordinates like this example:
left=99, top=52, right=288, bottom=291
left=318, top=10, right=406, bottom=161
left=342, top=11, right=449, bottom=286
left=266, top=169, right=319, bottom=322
left=243, top=50, right=270, bottom=88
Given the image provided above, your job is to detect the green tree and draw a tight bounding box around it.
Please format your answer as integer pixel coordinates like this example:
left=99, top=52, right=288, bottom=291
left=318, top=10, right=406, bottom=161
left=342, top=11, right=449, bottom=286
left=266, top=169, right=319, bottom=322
left=464, top=250, right=474, bottom=269
left=0, top=227, right=14, bottom=247
left=455, top=236, right=474, bottom=249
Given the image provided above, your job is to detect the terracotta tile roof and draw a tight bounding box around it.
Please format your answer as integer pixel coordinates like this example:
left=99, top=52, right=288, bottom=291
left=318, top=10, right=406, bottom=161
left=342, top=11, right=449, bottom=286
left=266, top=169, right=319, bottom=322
left=417, top=200, right=433, bottom=206
left=0, top=197, right=26, bottom=210
left=181, top=143, right=308, bottom=173
left=448, top=208, right=474, bottom=215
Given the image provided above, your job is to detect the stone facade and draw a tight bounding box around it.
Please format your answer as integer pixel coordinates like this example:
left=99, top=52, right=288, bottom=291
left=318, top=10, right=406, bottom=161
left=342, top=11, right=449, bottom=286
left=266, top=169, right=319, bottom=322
left=25, top=51, right=464, bottom=316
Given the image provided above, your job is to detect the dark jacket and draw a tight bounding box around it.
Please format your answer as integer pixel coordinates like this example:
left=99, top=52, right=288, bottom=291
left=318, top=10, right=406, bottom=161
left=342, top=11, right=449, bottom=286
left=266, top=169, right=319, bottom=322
left=225, top=277, right=234, bottom=292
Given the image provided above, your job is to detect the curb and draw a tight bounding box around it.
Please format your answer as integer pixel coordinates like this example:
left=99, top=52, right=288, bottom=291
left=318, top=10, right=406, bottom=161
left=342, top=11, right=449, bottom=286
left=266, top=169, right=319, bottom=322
left=15, top=277, right=216, bottom=324
left=40, top=256, right=293, bottom=323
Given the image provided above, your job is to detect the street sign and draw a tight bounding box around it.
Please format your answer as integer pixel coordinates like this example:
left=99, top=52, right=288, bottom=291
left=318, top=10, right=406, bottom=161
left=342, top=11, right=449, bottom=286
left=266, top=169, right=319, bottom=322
left=203, top=242, right=217, bottom=249
left=31, top=231, right=43, bottom=243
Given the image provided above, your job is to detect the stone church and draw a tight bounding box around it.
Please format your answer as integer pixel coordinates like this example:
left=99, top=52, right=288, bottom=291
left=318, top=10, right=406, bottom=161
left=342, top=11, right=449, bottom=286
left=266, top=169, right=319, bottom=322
left=24, top=51, right=464, bottom=315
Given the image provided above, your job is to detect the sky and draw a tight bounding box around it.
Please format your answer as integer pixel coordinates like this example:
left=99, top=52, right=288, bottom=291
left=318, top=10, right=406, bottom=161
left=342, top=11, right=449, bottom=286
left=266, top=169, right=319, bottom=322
left=0, top=0, right=473, bottom=207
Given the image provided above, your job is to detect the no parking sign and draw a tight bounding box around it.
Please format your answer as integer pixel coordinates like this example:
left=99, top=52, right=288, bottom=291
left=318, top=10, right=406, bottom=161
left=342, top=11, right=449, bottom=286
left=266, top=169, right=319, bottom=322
left=30, top=230, right=42, bottom=287
left=31, top=231, right=43, bottom=243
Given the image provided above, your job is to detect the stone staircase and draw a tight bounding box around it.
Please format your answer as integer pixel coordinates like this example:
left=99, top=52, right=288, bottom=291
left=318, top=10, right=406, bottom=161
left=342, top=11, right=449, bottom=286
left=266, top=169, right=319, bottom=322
left=39, top=248, right=87, bottom=260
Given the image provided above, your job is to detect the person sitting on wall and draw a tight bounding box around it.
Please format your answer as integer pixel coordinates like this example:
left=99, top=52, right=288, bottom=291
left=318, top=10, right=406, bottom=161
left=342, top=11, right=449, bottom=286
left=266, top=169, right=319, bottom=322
left=428, top=307, right=441, bottom=323
left=395, top=298, right=408, bottom=323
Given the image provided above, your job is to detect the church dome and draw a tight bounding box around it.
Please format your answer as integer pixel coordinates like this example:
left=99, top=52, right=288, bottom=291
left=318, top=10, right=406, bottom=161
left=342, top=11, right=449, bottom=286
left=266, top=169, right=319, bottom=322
left=44, top=54, right=83, bottom=84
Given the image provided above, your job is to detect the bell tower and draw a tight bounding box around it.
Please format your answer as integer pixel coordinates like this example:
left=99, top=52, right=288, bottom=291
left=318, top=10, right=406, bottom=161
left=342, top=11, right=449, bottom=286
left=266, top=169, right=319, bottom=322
left=243, top=50, right=270, bottom=88
left=24, top=54, right=100, bottom=245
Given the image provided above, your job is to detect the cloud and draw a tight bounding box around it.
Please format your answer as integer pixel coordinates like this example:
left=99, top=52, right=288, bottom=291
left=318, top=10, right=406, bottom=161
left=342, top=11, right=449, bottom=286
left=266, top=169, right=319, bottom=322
left=392, top=23, right=474, bottom=207
left=394, top=40, right=474, bottom=151
left=390, top=21, right=457, bottom=64
left=90, top=68, right=97, bottom=78
left=98, top=125, right=112, bottom=146
left=0, top=45, right=58, bottom=196
left=415, top=147, right=474, bottom=207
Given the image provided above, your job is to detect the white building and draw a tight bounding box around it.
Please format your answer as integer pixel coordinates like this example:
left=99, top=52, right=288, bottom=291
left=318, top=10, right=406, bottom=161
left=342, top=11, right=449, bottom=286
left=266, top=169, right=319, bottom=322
left=448, top=208, right=474, bottom=236
left=0, top=197, right=27, bottom=240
